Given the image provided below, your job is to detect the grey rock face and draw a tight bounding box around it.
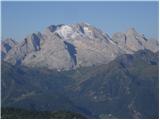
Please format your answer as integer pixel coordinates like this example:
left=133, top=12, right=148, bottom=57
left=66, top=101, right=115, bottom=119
left=1, top=38, right=18, bottom=59
left=2, top=33, right=43, bottom=65
left=144, top=38, right=159, bottom=52
left=2, top=24, right=159, bottom=70
left=112, top=28, right=159, bottom=53
left=22, top=33, right=72, bottom=70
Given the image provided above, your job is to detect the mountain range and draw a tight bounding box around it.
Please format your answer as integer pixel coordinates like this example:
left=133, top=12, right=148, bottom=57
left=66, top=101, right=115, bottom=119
left=2, top=22, right=158, bottom=70
left=1, top=23, right=159, bottom=118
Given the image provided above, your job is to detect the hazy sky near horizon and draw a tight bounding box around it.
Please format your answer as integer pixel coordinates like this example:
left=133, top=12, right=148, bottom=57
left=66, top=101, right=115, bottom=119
left=2, top=1, right=158, bottom=41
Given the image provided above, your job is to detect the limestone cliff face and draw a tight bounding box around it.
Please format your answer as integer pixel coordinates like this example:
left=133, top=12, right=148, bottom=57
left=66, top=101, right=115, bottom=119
left=1, top=23, right=159, bottom=70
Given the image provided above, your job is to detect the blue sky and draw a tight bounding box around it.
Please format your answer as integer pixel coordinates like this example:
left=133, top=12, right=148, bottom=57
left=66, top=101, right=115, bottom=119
left=2, top=1, right=159, bottom=41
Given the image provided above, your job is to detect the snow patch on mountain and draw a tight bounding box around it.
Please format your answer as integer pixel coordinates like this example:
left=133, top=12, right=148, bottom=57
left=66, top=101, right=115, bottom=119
left=56, top=25, right=74, bottom=39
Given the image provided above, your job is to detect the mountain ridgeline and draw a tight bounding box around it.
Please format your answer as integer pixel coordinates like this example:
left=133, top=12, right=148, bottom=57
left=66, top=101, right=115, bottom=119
left=1, top=23, right=159, bottom=118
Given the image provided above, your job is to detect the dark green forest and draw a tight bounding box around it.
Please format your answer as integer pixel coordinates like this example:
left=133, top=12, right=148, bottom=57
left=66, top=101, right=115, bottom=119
left=1, top=107, right=86, bottom=119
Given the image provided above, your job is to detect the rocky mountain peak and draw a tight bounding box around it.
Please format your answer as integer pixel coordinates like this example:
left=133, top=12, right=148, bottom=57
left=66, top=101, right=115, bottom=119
left=76, top=22, right=90, bottom=27
left=2, top=38, right=17, bottom=47
left=44, top=23, right=111, bottom=42
left=47, top=25, right=58, bottom=32
left=112, top=28, right=158, bottom=53
left=126, top=27, right=137, bottom=35
left=1, top=38, right=18, bottom=59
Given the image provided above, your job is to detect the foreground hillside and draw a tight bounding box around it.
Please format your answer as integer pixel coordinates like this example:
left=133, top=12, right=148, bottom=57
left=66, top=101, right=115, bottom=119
left=1, top=107, right=86, bottom=119
left=1, top=49, right=159, bottom=118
